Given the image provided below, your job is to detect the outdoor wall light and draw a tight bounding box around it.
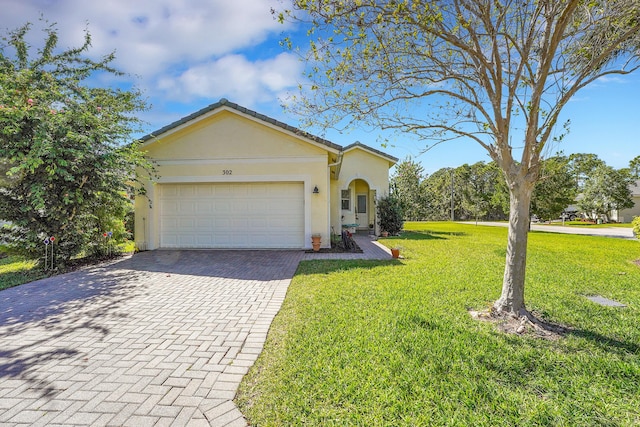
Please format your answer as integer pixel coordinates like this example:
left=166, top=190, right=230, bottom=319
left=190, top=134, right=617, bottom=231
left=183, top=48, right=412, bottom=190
left=313, top=185, right=320, bottom=194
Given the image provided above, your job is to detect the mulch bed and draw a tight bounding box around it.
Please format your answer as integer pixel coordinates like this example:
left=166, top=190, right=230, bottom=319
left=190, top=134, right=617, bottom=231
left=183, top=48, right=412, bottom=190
left=305, top=239, right=363, bottom=254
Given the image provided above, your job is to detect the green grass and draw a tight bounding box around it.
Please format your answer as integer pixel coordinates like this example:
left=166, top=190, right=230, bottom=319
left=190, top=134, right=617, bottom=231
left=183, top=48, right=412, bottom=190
left=0, top=255, right=47, bottom=291
left=0, top=240, right=136, bottom=292
left=237, top=222, right=640, bottom=426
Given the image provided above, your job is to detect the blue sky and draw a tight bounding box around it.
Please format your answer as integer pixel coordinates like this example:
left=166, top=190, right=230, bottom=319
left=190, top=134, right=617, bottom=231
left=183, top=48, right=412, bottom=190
left=3, top=0, right=639, bottom=174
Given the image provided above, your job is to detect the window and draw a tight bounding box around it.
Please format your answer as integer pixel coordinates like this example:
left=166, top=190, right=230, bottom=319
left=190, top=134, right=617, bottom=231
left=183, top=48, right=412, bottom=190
left=357, top=194, right=367, bottom=214
left=341, top=189, right=351, bottom=210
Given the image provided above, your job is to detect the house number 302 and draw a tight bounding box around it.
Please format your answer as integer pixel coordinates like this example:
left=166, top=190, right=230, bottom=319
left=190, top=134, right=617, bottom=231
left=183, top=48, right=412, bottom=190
left=222, top=170, right=232, bottom=175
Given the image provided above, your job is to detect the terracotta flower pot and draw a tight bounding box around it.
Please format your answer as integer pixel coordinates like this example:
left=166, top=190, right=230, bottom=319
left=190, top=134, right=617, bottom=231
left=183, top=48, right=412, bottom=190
left=381, top=231, right=389, bottom=237
left=391, top=248, right=400, bottom=258
left=311, top=234, right=321, bottom=252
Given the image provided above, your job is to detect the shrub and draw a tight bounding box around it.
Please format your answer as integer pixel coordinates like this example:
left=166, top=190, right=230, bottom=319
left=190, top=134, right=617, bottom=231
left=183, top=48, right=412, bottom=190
left=633, top=216, right=640, bottom=239
left=377, top=195, right=404, bottom=235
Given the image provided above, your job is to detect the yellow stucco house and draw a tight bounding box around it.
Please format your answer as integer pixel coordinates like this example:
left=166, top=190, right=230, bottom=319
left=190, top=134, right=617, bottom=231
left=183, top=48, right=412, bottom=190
left=134, top=99, right=397, bottom=250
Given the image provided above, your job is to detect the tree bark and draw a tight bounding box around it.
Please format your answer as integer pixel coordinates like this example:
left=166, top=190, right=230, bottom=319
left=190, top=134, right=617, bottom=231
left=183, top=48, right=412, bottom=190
left=493, top=180, right=534, bottom=317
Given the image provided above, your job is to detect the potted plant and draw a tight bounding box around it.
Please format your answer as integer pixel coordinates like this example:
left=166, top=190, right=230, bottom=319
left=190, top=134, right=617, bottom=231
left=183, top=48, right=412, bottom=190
left=311, top=234, right=322, bottom=251
left=391, top=246, right=402, bottom=259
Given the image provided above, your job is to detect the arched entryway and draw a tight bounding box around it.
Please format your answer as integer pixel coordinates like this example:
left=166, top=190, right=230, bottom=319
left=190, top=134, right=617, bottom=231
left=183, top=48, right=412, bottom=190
left=341, top=178, right=377, bottom=235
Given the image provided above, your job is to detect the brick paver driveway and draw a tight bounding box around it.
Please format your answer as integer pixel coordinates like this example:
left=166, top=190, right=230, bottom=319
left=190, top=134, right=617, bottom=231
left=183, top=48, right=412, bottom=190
left=0, top=250, right=305, bottom=426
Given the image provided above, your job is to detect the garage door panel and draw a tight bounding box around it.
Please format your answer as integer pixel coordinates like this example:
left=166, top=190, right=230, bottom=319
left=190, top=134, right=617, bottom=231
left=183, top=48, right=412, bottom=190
left=196, top=234, right=214, bottom=245
left=163, top=186, right=178, bottom=197
left=268, top=217, right=289, bottom=228
left=195, top=201, right=212, bottom=214
left=178, top=186, right=195, bottom=197
left=230, top=218, right=248, bottom=228
left=214, top=218, right=231, bottom=228
left=196, top=185, right=213, bottom=197
left=160, top=182, right=304, bottom=248
left=232, top=200, right=249, bottom=211
left=163, top=201, right=179, bottom=215
left=196, top=218, right=212, bottom=229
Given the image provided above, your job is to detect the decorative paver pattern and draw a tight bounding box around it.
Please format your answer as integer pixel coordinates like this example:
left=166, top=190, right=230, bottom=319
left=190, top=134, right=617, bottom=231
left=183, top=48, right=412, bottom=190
left=0, top=237, right=391, bottom=426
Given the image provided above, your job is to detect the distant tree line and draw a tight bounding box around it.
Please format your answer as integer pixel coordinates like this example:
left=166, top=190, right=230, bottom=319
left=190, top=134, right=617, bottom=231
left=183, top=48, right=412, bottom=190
left=391, top=154, right=639, bottom=223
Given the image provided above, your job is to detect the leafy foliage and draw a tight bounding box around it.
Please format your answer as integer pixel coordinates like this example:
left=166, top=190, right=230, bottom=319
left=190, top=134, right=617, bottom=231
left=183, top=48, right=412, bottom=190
left=419, top=167, right=458, bottom=221
left=0, top=22, right=152, bottom=265
left=568, top=153, right=607, bottom=190
left=531, top=156, right=578, bottom=221
left=393, top=155, right=635, bottom=225
left=419, top=162, right=507, bottom=222
left=390, top=158, right=428, bottom=221
left=376, top=195, right=403, bottom=235
left=457, top=162, right=504, bottom=223
left=629, top=155, right=640, bottom=179
left=633, top=216, right=640, bottom=238
left=578, top=164, right=634, bottom=221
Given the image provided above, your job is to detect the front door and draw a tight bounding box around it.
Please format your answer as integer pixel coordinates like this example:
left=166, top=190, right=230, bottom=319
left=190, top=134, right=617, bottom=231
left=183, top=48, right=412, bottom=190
left=356, top=194, right=367, bottom=229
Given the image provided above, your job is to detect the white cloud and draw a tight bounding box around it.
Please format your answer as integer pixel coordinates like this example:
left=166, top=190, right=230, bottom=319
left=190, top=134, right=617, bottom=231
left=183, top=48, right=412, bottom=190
left=158, top=52, right=303, bottom=106
left=0, top=0, right=296, bottom=108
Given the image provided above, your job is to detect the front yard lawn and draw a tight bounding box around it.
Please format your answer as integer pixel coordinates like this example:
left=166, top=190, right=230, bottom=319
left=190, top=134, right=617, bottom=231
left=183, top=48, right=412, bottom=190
left=237, top=222, right=640, bottom=426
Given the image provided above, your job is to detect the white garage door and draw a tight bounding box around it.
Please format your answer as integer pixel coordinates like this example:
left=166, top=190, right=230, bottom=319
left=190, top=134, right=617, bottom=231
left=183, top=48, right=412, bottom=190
left=160, top=182, right=304, bottom=248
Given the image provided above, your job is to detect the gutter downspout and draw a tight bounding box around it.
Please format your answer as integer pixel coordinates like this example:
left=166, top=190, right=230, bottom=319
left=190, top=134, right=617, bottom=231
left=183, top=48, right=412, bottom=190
left=327, top=153, right=344, bottom=242
left=328, top=152, right=343, bottom=179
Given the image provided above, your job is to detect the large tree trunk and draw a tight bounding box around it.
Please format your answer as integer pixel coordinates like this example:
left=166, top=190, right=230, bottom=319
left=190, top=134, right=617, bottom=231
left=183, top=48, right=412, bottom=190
left=493, top=180, right=534, bottom=317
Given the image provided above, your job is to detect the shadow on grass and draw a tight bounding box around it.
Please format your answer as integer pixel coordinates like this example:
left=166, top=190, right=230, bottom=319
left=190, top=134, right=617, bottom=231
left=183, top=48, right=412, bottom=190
left=295, top=259, right=403, bottom=276
left=566, top=328, right=640, bottom=356
left=397, top=230, right=466, bottom=240
left=523, top=312, right=640, bottom=356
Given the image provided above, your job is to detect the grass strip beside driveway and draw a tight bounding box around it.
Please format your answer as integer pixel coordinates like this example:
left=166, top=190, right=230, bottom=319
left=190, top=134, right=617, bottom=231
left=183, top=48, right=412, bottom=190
left=0, top=256, right=45, bottom=291
left=237, top=222, right=640, bottom=426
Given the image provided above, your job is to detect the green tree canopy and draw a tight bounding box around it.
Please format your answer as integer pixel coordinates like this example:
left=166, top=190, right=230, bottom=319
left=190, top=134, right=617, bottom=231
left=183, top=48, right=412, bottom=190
left=531, top=155, right=578, bottom=222
left=0, top=22, right=153, bottom=264
left=568, top=153, right=607, bottom=190
left=391, top=158, right=427, bottom=221
left=629, top=155, right=640, bottom=179
left=457, top=162, right=501, bottom=224
left=420, top=167, right=458, bottom=221
left=578, top=164, right=634, bottom=221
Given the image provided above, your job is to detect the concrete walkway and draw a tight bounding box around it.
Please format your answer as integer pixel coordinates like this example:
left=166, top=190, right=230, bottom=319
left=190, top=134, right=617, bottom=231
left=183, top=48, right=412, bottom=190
left=0, top=238, right=392, bottom=426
